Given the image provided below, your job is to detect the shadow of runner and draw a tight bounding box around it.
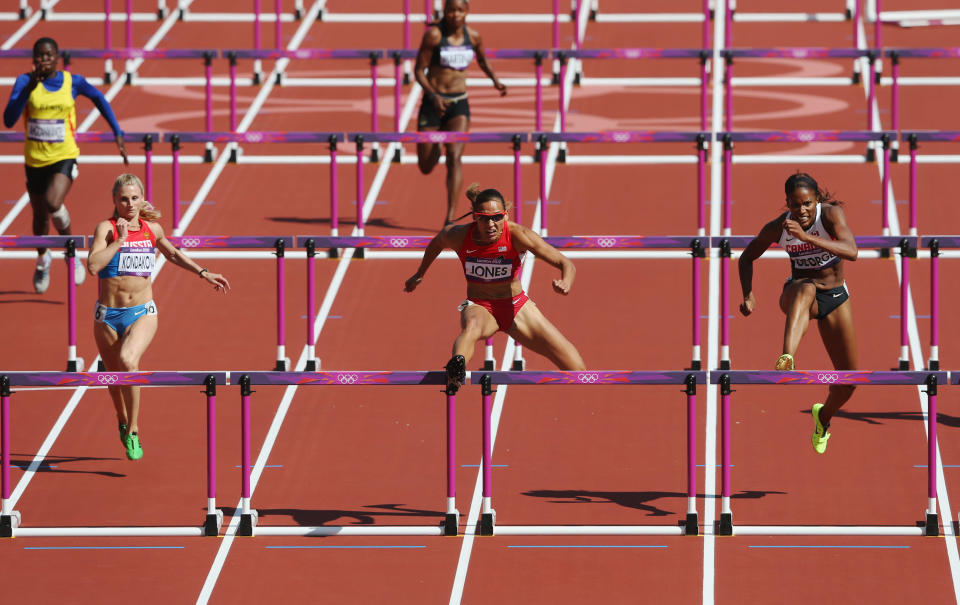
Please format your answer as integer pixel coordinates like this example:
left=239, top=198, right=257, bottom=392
left=802, top=408, right=960, bottom=428
left=523, top=489, right=787, bottom=517
left=219, top=503, right=445, bottom=526
left=9, top=454, right=126, bottom=478
left=268, top=216, right=436, bottom=234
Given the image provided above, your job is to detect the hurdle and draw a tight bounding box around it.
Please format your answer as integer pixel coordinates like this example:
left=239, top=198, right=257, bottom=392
left=888, top=53, right=960, bottom=154
left=225, top=49, right=384, bottom=141
left=162, top=132, right=344, bottom=231
left=921, top=235, right=960, bottom=372
left=720, top=131, right=898, bottom=235
left=712, top=370, right=947, bottom=536
left=0, top=131, right=159, bottom=199
left=590, top=0, right=711, bottom=50
left=716, top=234, right=918, bottom=371
left=555, top=50, right=710, bottom=133
left=0, top=236, right=85, bottom=371
left=345, top=132, right=528, bottom=238
left=0, top=371, right=226, bottom=537
left=295, top=234, right=708, bottom=374
left=166, top=236, right=295, bottom=371
left=234, top=371, right=457, bottom=536
left=534, top=131, right=709, bottom=235
left=473, top=371, right=705, bottom=536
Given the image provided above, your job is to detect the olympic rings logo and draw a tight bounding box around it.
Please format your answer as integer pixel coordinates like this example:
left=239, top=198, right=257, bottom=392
left=624, top=50, right=642, bottom=59
left=243, top=132, right=264, bottom=143
left=790, top=49, right=810, bottom=58
left=611, top=132, right=631, bottom=143
left=797, top=131, right=816, bottom=142
left=294, top=50, right=311, bottom=59
left=337, top=373, right=359, bottom=384
left=428, top=133, right=447, bottom=143
left=98, top=374, right=118, bottom=385
left=817, top=373, right=839, bottom=384
left=389, top=237, right=409, bottom=248
left=597, top=237, right=617, bottom=248
left=577, top=373, right=600, bottom=384
left=180, top=237, right=201, bottom=248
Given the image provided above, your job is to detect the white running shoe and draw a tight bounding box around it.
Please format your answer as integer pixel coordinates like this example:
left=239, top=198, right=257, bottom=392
left=71, top=256, right=86, bottom=286
left=33, top=252, right=52, bottom=294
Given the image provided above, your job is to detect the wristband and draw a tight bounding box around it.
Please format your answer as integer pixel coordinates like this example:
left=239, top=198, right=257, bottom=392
left=198, top=267, right=208, bottom=278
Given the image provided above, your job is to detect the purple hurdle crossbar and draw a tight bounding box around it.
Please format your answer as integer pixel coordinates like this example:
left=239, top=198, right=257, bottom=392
left=0, top=236, right=85, bottom=370
left=0, top=372, right=225, bottom=537
left=477, top=371, right=705, bottom=535
left=236, top=371, right=456, bottom=535
left=713, top=371, right=946, bottom=535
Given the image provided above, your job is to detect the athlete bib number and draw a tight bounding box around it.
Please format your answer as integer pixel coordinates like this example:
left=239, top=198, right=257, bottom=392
left=792, top=252, right=834, bottom=269
left=27, top=118, right=66, bottom=143
left=117, top=250, right=156, bottom=276
left=465, top=259, right=511, bottom=281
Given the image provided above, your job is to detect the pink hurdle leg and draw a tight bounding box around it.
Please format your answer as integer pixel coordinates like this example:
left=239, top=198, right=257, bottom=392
left=330, top=136, right=339, bottom=237
left=930, top=240, right=939, bottom=370
left=719, top=375, right=732, bottom=534
left=125, top=0, right=132, bottom=48
left=275, top=241, right=287, bottom=371
left=171, top=137, right=181, bottom=231
left=1, top=379, right=10, bottom=518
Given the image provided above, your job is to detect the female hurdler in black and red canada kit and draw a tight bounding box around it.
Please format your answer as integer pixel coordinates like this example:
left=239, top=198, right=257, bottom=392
left=404, top=184, right=585, bottom=389
left=738, top=172, right=859, bottom=454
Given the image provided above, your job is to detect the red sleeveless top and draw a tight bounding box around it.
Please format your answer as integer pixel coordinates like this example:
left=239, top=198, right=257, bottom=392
left=456, top=222, right=523, bottom=284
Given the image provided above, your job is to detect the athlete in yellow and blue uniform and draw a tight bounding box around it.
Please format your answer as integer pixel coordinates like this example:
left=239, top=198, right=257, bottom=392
left=3, top=37, right=128, bottom=293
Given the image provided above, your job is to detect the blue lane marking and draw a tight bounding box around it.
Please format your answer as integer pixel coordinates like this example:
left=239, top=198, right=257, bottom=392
left=265, top=545, right=426, bottom=549
left=461, top=464, right=509, bottom=468
left=507, top=545, right=668, bottom=549
left=24, top=546, right=185, bottom=550
left=235, top=465, right=283, bottom=468
left=748, top=545, right=910, bottom=549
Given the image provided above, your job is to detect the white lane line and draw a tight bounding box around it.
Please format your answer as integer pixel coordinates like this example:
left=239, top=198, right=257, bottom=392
left=447, top=4, right=584, bottom=596
left=702, top=3, right=727, bottom=605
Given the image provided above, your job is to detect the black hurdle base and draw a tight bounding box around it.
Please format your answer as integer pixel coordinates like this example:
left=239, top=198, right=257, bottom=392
left=511, top=358, right=525, bottom=371
left=305, top=359, right=319, bottom=371
left=480, top=510, right=496, bottom=536
left=717, top=512, right=733, bottom=536
left=483, top=360, right=495, bottom=371
left=238, top=510, right=258, bottom=536
left=925, top=512, right=939, bottom=537
left=66, top=357, right=84, bottom=372
left=204, top=509, right=224, bottom=537
left=274, top=358, right=290, bottom=371
left=0, top=511, right=21, bottom=538
left=443, top=511, right=460, bottom=536
left=682, top=513, right=699, bottom=536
